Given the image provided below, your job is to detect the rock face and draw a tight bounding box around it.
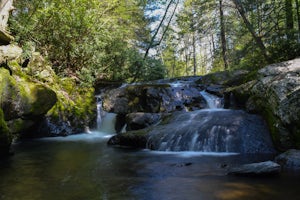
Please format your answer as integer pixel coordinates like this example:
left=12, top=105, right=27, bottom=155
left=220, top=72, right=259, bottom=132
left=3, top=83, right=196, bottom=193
left=0, top=68, right=57, bottom=134
left=102, top=81, right=206, bottom=114
left=0, top=108, right=11, bottom=156
left=230, top=58, right=300, bottom=150
left=275, top=149, right=300, bottom=170
left=228, top=161, right=281, bottom=176
left=0, top=67, right=57, bottom=155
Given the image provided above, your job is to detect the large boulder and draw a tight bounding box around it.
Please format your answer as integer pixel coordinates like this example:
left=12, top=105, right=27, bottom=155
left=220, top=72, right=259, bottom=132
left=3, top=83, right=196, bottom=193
left=229, top=58, right=300, bottom=150
left=102, top=83, right=206, bottom=114
left=108, top=109, right=276, bottom=154
left=0, top=67, right=57, bottom=134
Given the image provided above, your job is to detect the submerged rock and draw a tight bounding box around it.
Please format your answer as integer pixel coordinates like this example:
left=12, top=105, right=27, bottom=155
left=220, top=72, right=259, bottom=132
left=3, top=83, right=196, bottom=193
left=275, top=149, right=300, bottom=170
left=228, top=161, right=281, bottom=176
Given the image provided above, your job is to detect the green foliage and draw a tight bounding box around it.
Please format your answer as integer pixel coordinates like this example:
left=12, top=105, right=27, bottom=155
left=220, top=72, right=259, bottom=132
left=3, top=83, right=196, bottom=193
left=10, top=0, right=163, bottom=84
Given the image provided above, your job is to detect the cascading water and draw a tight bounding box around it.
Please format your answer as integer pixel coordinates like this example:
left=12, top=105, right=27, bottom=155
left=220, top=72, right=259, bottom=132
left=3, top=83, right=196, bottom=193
left=200, top=90, right=223, bottom=109
left=147, top=91, right=275, bottom=154
left=95, top=95, right=102, bottom=130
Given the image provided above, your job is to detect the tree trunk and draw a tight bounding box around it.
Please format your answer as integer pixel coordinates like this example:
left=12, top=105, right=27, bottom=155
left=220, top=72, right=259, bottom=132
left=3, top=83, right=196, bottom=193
left=232, top=0, right=272, bottom=63
left=285, top=0, right=294, bottom=40
left=132, top=0, right=174, bottom=83
left=143, top=0, right=174, bottom=60
left=219, top=0, right=228, bottom=70
left=192, top=32, right=197, bottom=75
left=295, top=0, right=300, bottom=36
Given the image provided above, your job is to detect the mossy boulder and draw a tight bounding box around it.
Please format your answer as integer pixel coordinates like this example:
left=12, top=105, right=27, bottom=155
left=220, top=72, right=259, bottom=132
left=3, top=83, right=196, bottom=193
left=38, top=84, right=96, bottom=136
left=0, top=67, right=57, bottom=134
left=196, top=70, right=251, bottom=86
left=228, top=58, right=300, bottom=150
left=0, top=108, right=12, bottom=156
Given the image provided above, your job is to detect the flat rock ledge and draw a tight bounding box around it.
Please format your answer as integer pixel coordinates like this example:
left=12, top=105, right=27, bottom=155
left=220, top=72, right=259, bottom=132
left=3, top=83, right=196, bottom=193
left=228, top=161, right=281, bottom=176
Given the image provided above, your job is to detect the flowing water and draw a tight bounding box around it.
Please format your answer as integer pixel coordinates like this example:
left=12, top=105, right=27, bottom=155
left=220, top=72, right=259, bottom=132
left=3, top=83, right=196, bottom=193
left=0, top=93, right=300, bottom=199
left=0, top=135, right=299, bottom=200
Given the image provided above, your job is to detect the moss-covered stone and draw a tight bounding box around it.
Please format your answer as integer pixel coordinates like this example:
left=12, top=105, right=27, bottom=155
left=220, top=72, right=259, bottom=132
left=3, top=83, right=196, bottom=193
left=0, top=67, right=57, bottom=120
left=0, top=109, right=12, bottom=156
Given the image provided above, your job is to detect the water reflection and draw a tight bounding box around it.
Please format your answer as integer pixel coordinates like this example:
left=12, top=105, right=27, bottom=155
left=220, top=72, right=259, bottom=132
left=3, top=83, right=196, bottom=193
left=0, top=135, right=299, bottom=200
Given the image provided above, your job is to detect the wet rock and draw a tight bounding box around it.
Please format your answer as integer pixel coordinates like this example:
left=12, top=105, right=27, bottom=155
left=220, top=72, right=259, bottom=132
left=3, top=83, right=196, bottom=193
left=228, top=161, right=281, bottom=176
left=107, top=131, right=148, bottom=149
left=275, top=149, right=300, bottom=170
left=108, top=109, right=276, bottom=154
left=126, top=112, right=162, bottom=131
left=102, top=83, right=206, bottom=114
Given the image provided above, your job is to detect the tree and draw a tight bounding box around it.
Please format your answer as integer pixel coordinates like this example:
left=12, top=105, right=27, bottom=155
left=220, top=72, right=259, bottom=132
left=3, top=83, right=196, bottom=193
left=219, top=0, right=228, bottom=70
left=10, top=0, right=164, bottom=84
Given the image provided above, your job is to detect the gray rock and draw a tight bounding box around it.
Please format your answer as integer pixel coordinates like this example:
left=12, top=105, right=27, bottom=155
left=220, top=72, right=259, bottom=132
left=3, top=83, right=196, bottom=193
left=126, top=112, right=162, bottom=131
left=0, top=45, right=22, bottom=63
left=229, top=58, right=300, bottom=150
left=228, top=161, right=281, bottom=176
left=275, top=149, right=300, bottom=170
left=102, top=83, right=206, bottom=114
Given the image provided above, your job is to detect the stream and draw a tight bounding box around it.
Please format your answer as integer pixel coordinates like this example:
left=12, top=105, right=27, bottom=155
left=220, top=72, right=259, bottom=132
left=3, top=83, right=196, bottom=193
left=0, top=91, right=300, bottom=200
left=0, top=130, right=300, bottom=200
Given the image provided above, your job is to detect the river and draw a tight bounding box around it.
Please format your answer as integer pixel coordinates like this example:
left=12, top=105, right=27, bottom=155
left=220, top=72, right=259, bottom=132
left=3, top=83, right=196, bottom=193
left=0, top=131, right=299, bottom=200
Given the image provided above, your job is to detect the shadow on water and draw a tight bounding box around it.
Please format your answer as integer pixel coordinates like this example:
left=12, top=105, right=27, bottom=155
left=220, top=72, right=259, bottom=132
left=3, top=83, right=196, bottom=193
left=0, top=134, right=300, bottom=200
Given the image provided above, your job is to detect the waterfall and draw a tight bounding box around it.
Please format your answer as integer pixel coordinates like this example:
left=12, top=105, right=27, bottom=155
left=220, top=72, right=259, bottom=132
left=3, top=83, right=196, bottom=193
left=200, top=91, right=223, bottom=109
left=146, top=90, right=275, bottom=153
left=96, top=95, right=102, bottom=130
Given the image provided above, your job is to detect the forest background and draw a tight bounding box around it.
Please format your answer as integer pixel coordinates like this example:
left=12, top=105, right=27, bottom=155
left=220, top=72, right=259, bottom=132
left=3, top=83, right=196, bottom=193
left=10, top=0, right=300, bottom=86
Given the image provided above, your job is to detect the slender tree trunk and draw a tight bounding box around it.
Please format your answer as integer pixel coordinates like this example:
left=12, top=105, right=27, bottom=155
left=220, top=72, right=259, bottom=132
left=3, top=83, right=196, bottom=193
left=285, top=0, right=294, bottom=40
left=192, top=32, right=197, bottom=75
left=219, top=0, right=228, bottom=70
left=232, top=0, right=272, bottom=63
left=143, top=0, right=174, bottom=60
left=295, top=0, right=300, bottom=37
left=132, top=0, right=174, bottom=83
left=157, top=0, right=179, bottom=46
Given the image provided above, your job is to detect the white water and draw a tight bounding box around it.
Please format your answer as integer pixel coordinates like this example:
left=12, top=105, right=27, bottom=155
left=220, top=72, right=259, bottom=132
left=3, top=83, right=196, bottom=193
left=95, top=95, right=102, bottom=130
left=200, top=91, right=223, bottom=109
left=40, top=112, right=117, bottom=142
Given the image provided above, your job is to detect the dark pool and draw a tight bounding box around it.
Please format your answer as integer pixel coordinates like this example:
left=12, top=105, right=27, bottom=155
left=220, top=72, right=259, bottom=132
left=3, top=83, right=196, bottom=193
left=0, top=132, right=299, bottom=200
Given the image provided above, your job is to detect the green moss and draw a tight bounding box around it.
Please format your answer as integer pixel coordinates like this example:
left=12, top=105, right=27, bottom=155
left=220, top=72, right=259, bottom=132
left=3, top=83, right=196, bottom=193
left=262, top=106, right=282, bottom=150
left=0, top=109, right=12, bottom=156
